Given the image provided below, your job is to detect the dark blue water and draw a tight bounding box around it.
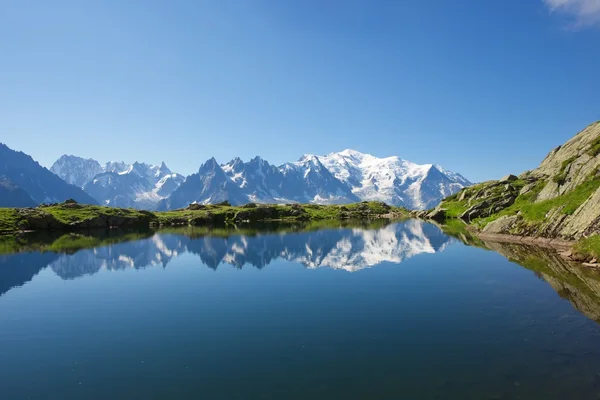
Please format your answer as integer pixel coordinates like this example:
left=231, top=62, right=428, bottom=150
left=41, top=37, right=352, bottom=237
left=1, top=220, right=600, bottom=399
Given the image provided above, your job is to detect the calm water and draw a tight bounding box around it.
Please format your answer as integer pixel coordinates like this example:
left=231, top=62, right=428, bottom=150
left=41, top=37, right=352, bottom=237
left=2, top=220, right=600, bottom=399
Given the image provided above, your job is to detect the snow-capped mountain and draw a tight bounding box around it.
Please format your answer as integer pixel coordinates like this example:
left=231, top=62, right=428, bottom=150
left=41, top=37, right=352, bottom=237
left=50, top=156, right=184, bottom=209
left=221, top=156, right=286, bottom=203
left=278, top=155, right=359, bottom=204
left=50, top=155, right=104, bottom=188
left=158, top=158, right=247, bottom=210
left=161, top=149, right=470, bottom=210
left=49, top=149, right=469, bottom=210
left=316, top=149, right=471, bottom=209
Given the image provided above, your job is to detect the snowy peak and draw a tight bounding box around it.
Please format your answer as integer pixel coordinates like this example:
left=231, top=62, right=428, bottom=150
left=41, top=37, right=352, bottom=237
left=50, top=155, right=184, bottom=209
left=51, top=155, right=104, bottom=188
left=313, top=149, right=471, bottom=210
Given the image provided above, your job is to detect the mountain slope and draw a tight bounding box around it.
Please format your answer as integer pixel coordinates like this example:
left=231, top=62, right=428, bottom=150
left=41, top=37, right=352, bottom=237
left=433, top=121, right=600, bottom=241
left=0, top=178, right=36, bottom=207
left=278, top=155, right=360, bottom=204
left=158, top=158, right=247, bottom=210
left=222, top=156, right=286, bottom=203
left=0, top=144, right=97, bottom=206
left=51, top=156, right=184, bottom=209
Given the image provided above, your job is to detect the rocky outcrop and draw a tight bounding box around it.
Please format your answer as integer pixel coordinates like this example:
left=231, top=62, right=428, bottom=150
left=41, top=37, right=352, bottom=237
left=435, top=121, right=600, bottom=242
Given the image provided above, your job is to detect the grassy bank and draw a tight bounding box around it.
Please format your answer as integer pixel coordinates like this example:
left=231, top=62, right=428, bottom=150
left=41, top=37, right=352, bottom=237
left=0, top=200, right=409, bottom=235
left=573, top=235, right=600, bottom=261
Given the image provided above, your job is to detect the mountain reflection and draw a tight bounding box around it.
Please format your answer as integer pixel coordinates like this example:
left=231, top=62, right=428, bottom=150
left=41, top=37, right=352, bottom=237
left=51, top=220, right=450, bottom=276
left=0, top=220, right=449, bottom=295
left=4, top=220, right=600, bottom=325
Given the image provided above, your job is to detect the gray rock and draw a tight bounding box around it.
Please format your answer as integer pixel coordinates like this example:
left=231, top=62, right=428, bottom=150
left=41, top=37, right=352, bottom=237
left=426, top=208, right=447, bottom=222
left=499, top=174, right=518, bottom=183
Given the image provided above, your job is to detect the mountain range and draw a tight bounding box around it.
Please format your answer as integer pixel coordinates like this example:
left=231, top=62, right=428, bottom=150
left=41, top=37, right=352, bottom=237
left=0, top=143, right=471, bottom=210
left=51, top=155, right=184, bottom=209
left=157, top=150, right=471, bottom=210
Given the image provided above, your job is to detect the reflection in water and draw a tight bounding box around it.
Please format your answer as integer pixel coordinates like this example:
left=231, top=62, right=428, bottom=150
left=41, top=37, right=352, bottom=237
left=4, top=220, right=600, bottom=327
left=4, top=220, right=600, bottom=399
left=0, top=220, right=450, bottom=295
left=478, top=240, right=600, bottom=323
left=445, top=228, right=600, bottom=323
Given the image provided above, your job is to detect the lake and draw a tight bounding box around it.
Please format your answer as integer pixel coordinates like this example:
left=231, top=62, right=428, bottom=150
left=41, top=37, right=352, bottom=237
left=1, top=220, right=600, bottom=399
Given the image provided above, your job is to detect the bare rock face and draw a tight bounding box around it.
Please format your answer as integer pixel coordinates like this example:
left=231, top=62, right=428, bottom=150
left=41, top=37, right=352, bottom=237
left=533, top=122, right=600, bottom=201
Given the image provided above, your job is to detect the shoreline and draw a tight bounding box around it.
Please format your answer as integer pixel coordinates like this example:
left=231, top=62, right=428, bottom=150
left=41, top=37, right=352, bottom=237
left=474, top=231, right=575, bottom=250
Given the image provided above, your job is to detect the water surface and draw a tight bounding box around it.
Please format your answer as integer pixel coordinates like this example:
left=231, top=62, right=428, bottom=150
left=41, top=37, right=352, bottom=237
left=1, top=220, right=600, bottom=399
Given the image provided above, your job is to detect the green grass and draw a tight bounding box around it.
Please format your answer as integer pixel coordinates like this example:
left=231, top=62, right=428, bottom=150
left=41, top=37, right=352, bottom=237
left=302, top=204, right=341, bottom=219
left=574, top=235, right=600, bottom=260
left=42, top=204, right=152, bottom=224
left=0, top=208, right=19, bottom=233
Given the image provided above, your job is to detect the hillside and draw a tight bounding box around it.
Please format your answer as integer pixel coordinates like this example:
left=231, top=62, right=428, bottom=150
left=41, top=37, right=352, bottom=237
left=429, top=121, right=600, bottom=256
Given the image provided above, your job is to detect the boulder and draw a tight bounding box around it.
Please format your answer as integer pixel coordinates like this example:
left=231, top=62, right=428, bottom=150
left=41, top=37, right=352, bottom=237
left=499, top=174, right=518, bottom=183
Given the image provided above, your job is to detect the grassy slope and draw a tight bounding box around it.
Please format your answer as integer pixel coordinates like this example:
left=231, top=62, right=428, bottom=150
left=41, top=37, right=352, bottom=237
left=438, top=174, right=600, bottom=230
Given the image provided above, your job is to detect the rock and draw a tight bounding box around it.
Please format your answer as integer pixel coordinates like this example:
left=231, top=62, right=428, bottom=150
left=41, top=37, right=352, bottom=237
left=187, top=203, right=206, bottom=211
left=358, top=203, right=369, bottom=210
left=482, top=215, right=519, bottom=234
left=107, top=216, right=126, bottom=227
left=582, top=263, right=600, bottom=268
left=426, top=208, right=447, bottom=222
left=64, top=199, right=78, bottom=204
left=234, top=206, right=279, bottom=222
left=499, top=174, right=518, bottom=183
left=242, top=203, right=257, bottom=208
left=190, top=215, right=210, bottom=225
left=519, top=182, right=538, bottom=196
left=70, top=216, right=108, bottom=229
left=413, top=210, right=427, bottom=219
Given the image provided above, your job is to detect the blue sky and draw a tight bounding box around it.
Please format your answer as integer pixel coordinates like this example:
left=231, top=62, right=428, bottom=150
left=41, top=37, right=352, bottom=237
left=1, top=0, right=599, bottom=182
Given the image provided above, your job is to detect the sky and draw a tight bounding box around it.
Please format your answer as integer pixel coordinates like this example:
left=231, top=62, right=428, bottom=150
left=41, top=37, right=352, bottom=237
left=1, top=0, right=600, bottom=182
